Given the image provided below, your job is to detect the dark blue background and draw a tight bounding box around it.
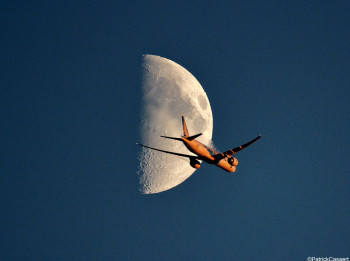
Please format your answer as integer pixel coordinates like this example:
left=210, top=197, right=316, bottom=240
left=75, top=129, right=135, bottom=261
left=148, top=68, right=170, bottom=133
left=1, top=1, right=349, bottom=260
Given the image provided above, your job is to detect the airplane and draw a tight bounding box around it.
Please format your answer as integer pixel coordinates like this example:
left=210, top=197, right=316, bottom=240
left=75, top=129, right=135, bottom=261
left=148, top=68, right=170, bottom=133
left=137, top=114, right=261, bottom=173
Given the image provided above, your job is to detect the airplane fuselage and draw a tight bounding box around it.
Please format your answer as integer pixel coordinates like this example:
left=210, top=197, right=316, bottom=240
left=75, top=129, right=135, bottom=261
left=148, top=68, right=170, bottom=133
left=181, top=137, right=237, bottom=173
left=137, top=114, right=260, bottom=174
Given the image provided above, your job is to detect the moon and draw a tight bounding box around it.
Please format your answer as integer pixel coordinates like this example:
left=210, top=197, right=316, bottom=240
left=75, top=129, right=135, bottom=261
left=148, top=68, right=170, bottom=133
left=138, top=55, right=213, bottom=194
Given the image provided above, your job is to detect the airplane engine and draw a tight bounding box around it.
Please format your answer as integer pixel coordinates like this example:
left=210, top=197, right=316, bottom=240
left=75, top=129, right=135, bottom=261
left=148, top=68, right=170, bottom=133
left=190, top=159, right=201, bottom=169
left=228, top=157, right=238, bottom=166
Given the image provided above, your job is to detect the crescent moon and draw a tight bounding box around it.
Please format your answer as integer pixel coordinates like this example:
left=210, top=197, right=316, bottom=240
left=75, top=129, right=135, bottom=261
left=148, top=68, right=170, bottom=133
left=138, top=55, right=213, bottom=194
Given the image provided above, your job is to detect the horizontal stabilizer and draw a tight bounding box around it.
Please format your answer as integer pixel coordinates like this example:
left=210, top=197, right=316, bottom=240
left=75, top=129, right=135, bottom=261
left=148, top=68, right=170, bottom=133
left=160, top=133, right=202, bottom=141
left=160, top=135, right=182, bottom=141
left=187, top=133, right=202, bottom=141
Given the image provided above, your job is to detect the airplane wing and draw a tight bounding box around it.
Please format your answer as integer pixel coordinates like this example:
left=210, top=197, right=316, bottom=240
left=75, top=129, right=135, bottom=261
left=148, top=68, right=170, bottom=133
left=136, top=143, right=198, bottom=159
left=215, top=135, right=261, bottom=160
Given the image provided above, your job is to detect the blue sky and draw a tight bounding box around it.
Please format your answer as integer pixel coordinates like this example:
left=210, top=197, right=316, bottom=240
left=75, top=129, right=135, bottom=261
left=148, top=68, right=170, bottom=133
left=1, top=1, right=349, bottom=260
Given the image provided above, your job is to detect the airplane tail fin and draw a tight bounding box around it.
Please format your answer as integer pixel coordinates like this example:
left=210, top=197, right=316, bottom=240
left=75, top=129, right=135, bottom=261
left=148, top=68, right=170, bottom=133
left=181, top=114, right=202, bottom=140
left=160, top=115, right=202, bottom=141
left=160, top=136, right=182, bottom=141
left=182, top=114, right=189, bottom=138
